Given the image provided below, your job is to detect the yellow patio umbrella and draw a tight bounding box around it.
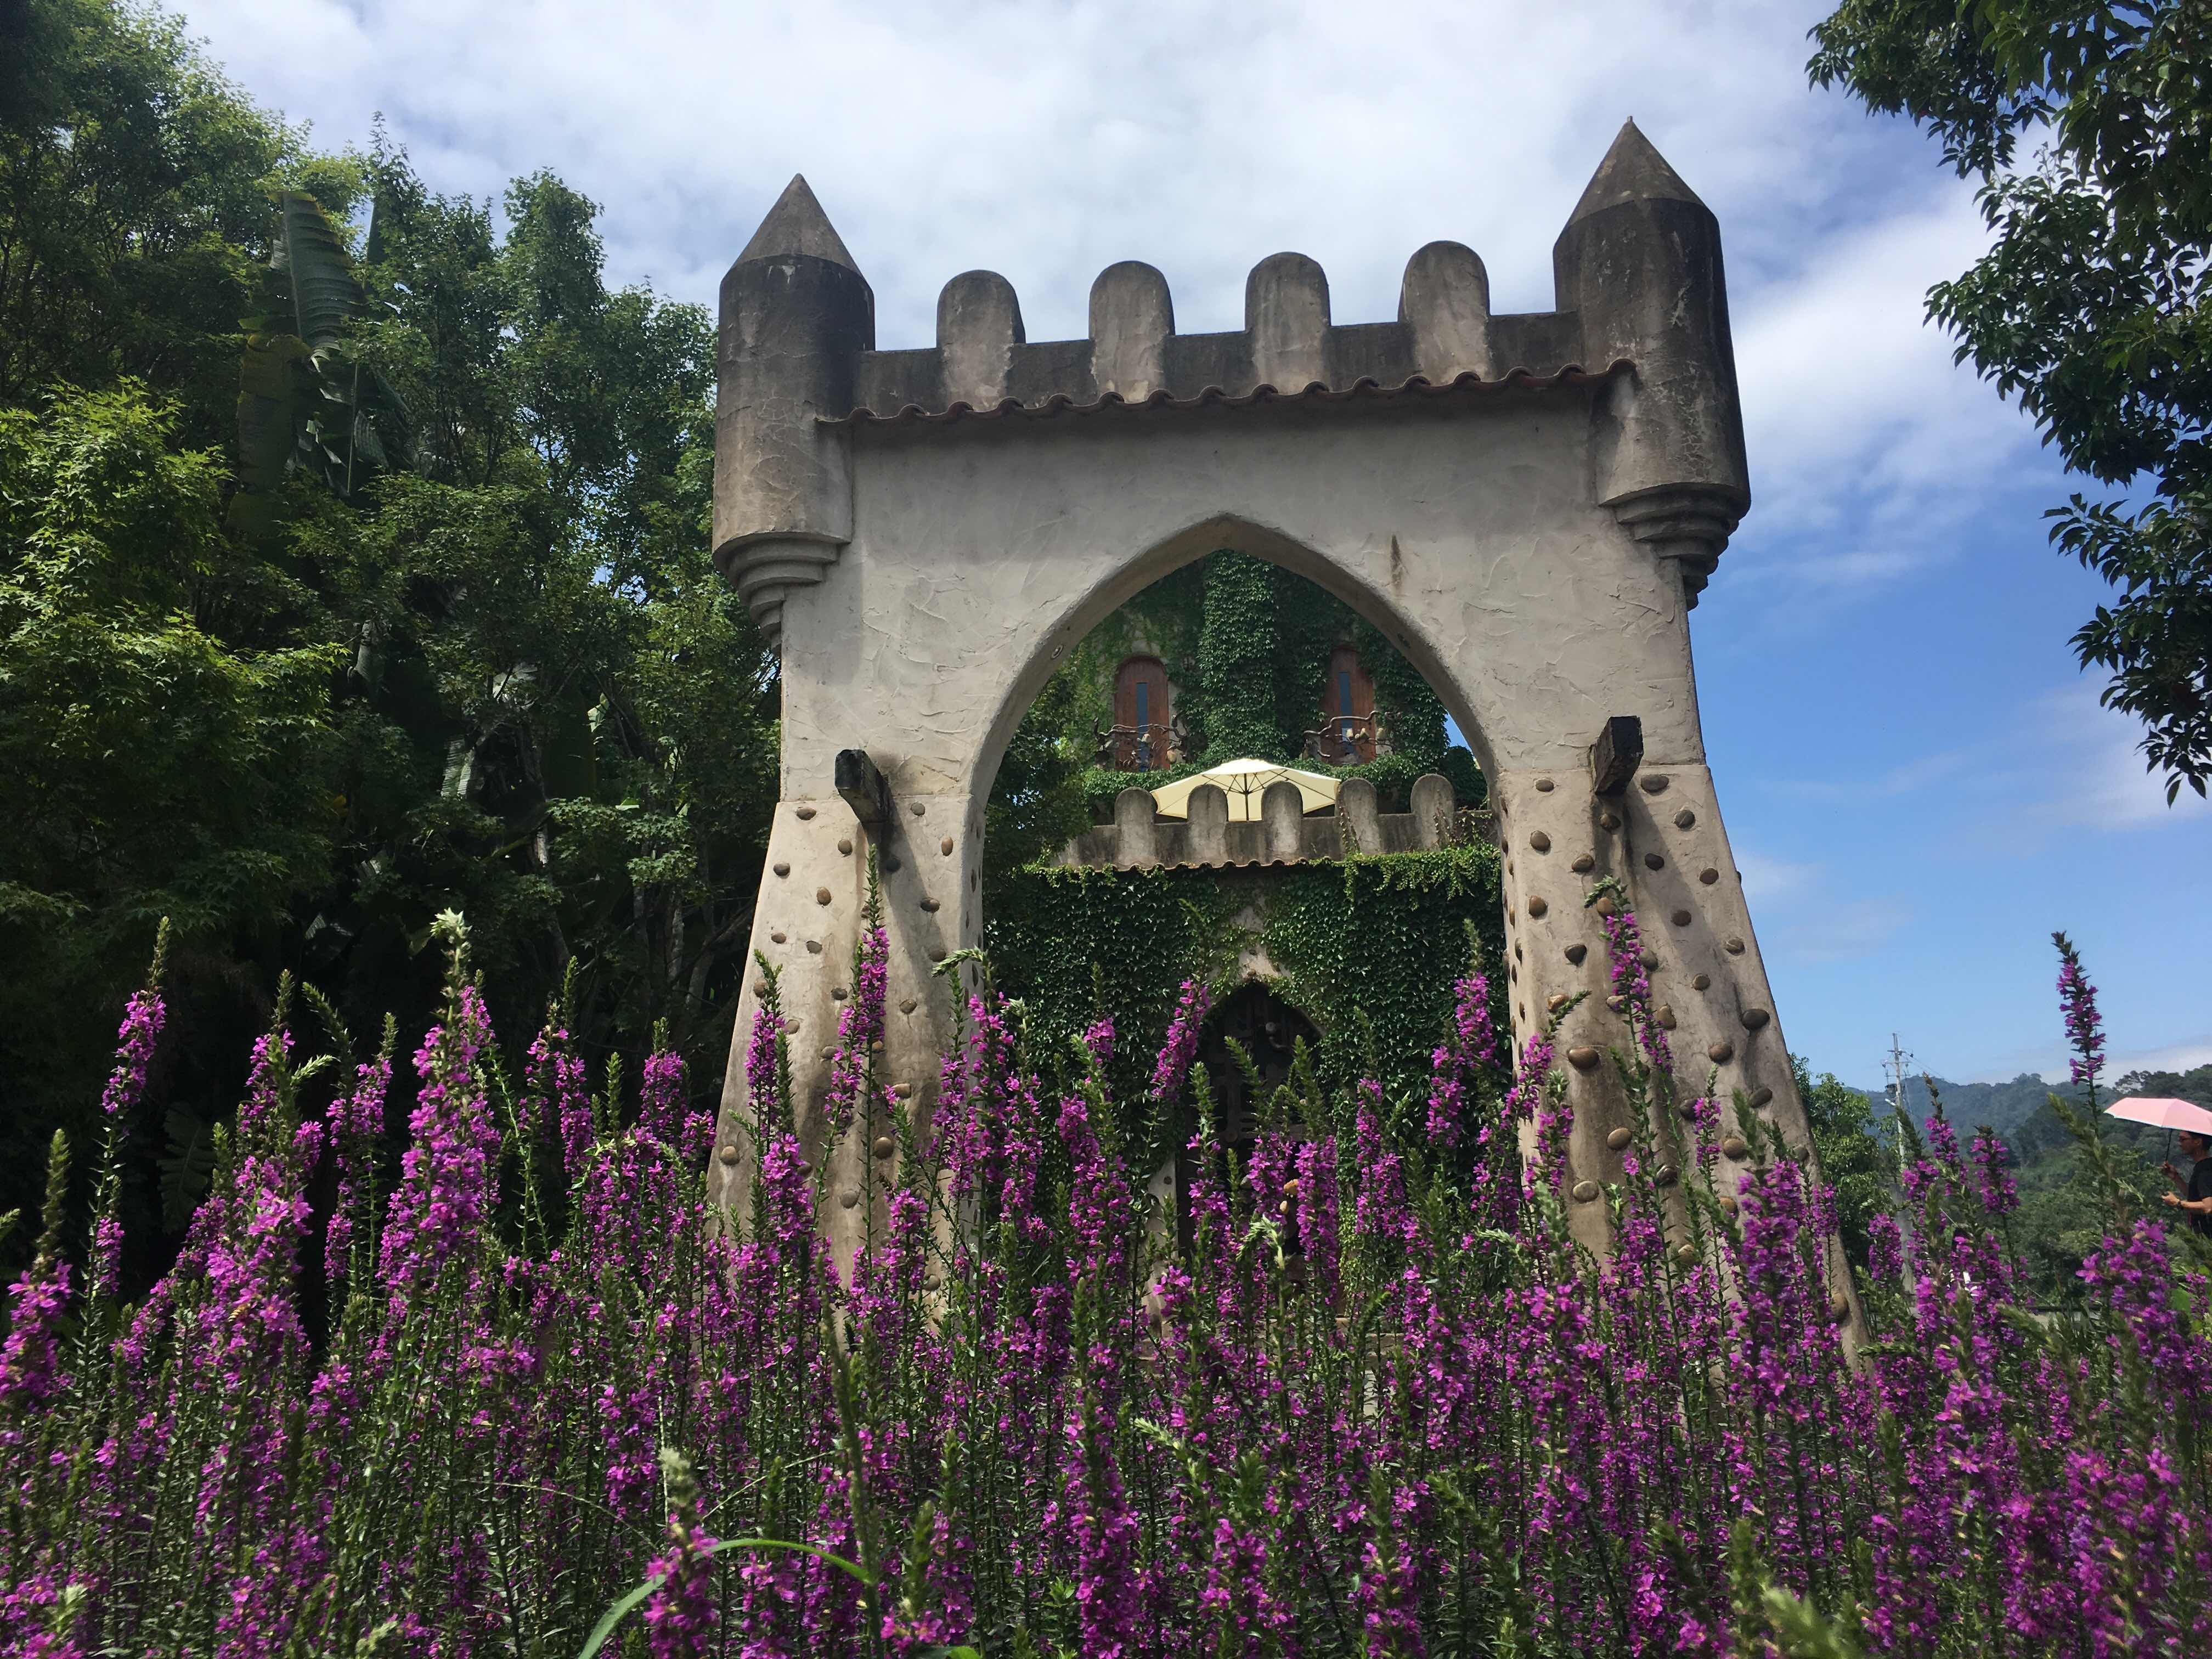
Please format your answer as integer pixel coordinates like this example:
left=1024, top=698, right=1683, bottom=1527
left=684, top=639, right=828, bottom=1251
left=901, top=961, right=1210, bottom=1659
left=1148, top=758, right=1341, bottom=822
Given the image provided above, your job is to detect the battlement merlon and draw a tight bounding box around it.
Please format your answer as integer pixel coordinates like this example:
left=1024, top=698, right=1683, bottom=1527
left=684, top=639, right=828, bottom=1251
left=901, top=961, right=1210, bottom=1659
left=714, top=124, right=1751, bottom=640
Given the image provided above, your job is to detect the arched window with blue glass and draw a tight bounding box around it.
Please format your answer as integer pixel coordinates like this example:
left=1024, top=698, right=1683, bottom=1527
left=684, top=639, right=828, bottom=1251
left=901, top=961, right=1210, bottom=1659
left=1318, top=644, right=1377, bottom=763
left=1111, top=656, right=1171, bottom=770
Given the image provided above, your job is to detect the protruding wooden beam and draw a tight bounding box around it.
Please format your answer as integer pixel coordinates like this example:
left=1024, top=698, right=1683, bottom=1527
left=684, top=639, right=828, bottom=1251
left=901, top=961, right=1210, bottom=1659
left=1590, top=715, right=1644, bottom=796
left=835, top=748, right=890, bottom=826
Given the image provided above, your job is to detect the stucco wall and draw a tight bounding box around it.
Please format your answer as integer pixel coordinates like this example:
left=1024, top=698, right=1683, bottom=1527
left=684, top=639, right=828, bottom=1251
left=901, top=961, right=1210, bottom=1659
left=707, top=385, right=1825, bottom=1285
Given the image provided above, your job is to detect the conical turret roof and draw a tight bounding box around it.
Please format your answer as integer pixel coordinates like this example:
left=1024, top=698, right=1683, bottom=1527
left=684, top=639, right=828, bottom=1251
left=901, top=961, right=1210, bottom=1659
left=736, top=174, right=859, bottom=269
left=1564, top=120, right=1707, bottom=225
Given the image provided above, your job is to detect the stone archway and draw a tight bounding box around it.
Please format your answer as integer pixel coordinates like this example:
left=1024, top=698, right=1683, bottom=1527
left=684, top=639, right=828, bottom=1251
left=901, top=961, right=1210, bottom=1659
left=704, top=126, right=1823, bottom=1271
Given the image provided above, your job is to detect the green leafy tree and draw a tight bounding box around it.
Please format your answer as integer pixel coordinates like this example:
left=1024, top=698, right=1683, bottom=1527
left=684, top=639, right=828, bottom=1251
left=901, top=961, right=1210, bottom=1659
left=285, top=141, right=777, bottom=1060
left=0, top=0, right=354, bottom=448
left=1810, top=1, right=2212, bottom=799
left=0, top=4, right=780, bottom=1278
left=0, top=382, right=343, bottom=1215
left=1791, top=1054, right=1887, bottom=1269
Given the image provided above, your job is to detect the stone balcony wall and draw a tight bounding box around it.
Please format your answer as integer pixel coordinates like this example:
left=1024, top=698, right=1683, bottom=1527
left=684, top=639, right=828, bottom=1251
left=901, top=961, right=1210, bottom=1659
left=1058, top=774, right=1466, bottom=870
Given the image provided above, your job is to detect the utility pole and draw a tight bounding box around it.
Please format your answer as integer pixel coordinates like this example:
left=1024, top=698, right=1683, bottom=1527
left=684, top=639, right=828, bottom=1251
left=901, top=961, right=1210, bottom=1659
left=1883, top=1033, right=1915, bottom=1142
left=1883, top=1034, right=1914, bottom=1116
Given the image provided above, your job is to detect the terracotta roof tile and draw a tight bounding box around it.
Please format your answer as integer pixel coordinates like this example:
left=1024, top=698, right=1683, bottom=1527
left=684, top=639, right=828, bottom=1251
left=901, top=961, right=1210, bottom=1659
left=825, top=362, right=1630, bottom=428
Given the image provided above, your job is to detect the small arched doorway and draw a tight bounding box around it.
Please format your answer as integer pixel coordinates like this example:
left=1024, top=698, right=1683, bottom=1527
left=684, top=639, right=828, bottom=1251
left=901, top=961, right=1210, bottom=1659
left=1199, top=981, right=1322, bottom=1146
left=1171, top=980, right=1322, bottom=1252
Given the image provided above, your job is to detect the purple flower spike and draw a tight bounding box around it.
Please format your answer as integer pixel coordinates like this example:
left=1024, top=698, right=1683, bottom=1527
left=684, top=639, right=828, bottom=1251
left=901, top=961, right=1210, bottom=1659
left=2053, top=930, right=2106, bottom=1102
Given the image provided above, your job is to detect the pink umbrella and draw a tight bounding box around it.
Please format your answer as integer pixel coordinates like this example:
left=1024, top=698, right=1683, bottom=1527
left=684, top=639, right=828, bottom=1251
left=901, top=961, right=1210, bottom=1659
left=2105, top=1096, right=2212, bottom=1135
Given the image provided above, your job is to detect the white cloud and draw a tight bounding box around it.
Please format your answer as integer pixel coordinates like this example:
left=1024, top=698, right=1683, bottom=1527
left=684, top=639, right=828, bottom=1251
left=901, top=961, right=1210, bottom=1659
left=1977, top=1039, right=2212, bottom=1088
left=179, top=2, right=1934, bottom=339
left=167, top=0, right=2054, bottom=617
left=2019, top=681, right=2212, bottom=830
left=1735, top=851, right=1819, bottom=902
left=1770, top=746, right=1977, bottom=803
left=1770, top=897, right=1912, bottom=964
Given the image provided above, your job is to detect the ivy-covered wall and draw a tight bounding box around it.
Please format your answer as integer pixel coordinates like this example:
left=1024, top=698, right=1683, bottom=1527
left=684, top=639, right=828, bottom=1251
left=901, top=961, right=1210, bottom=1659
left=984, top=842, right=1504, bottom=1128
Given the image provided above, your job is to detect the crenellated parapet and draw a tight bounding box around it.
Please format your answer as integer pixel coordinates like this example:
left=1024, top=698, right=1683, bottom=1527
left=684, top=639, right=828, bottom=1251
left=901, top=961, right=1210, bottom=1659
left=714, top=120, right=1750, bottom=642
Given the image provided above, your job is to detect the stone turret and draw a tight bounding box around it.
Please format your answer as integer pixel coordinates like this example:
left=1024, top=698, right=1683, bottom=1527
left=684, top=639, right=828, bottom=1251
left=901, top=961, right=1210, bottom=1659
left=713, top=176, right=874, bottom=644
left=1553, top=121, right=1749, bottom=601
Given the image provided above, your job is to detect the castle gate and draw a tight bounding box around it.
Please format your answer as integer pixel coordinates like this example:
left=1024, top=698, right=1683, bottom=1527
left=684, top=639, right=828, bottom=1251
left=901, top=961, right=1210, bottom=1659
left=706, top=123, right=1808, bottom=1265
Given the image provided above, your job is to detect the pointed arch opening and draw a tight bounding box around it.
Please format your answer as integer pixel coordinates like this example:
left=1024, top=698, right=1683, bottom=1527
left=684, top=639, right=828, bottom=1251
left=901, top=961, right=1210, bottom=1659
left=976, top=516, right=1502, bottom=1118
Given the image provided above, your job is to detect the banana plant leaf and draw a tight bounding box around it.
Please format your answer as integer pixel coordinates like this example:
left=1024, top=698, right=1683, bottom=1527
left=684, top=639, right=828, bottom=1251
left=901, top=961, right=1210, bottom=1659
left=228, top=189, right=410, bottom=532
left=273, top=188, right=365, bottom=349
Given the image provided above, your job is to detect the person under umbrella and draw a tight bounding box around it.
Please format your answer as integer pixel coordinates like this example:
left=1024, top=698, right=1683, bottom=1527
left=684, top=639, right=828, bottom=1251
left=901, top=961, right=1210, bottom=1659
left=2163, top=1127, right=2212, bottom=1235
left=2104, top=1094, right=2212, bottom=1237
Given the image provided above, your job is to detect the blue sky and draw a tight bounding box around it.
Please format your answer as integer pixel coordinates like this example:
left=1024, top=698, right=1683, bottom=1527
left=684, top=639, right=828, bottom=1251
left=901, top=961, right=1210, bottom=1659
left=176, top=0, right=2210, bottom=1088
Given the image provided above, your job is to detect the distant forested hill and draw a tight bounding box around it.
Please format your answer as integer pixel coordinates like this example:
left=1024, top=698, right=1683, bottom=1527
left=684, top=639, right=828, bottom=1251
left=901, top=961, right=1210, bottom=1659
left=1844, top=1063, right=2212, bottom=1154
left=1825, top=1061, right=2212, bottom=1300
left=1846, top=1072, right=2072, bottom=1143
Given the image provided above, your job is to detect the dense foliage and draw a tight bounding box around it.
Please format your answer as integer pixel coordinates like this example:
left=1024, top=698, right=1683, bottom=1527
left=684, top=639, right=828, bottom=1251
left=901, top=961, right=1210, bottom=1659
left=988, top=844, right=1505, bottom=1112
left=1810, top=1, right=2212, bottom=799
left=0, top=0, right=772, bottom=1284
left=3, top=903, right=2205, bottom=1656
